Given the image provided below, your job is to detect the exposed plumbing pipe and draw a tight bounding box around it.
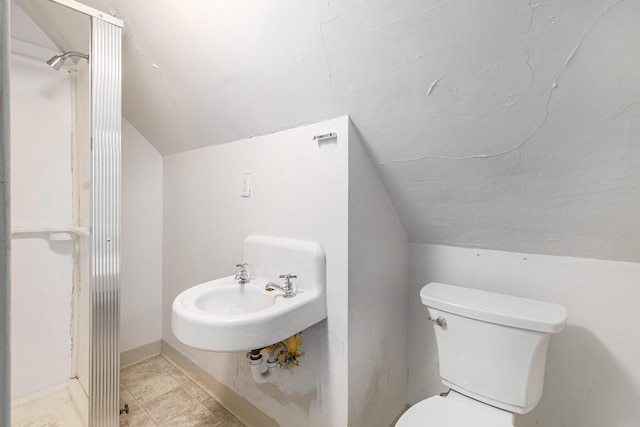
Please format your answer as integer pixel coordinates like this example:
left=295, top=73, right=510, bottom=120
left=46, top=51, right=89, bottom=71
left=248, top=342, right=289, bottom=383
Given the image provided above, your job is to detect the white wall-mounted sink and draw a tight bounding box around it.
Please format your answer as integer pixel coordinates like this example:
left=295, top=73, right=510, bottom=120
left=172, top=235, right=326, bottom=352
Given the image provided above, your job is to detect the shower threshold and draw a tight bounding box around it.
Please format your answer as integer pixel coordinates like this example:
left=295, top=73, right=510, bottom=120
left=11, top=379, right=88, bottom=426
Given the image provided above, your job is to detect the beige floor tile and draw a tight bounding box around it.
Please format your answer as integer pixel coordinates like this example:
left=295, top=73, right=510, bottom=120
left=120, top=386, right=138, bottom=409
left=144, top=387, right=199, bottom=424
left=201, top=397, right=234, bottom=422
left=182, top=381, right=210, bottom=402
left=167, top=367, right=191, bottom=384
left=151, top=355, right=176, bottom=372
left=159, top=403, right=221, bottom=427
left=219, top=415, right=246, bottom=427
left=119, top=404, right=155, bottom=427
left=121, top=359, right=165, bottom=387
left=127, top=372, right=180, bottom=404
left=120, top=354, right=243, bottom=427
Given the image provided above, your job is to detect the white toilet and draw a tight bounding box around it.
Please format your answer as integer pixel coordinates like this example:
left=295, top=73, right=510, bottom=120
left=397, top=282, right=568, bottom=426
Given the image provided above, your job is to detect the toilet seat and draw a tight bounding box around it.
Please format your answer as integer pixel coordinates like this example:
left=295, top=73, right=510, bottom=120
left=396, top=391, right=514, bottom=427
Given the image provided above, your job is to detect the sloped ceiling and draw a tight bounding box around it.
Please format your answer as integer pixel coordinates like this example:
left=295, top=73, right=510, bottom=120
left=72, top=0, right=639, bottom=262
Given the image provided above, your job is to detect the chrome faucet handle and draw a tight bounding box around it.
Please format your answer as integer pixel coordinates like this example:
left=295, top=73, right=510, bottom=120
left=279, top=274, right=297, bottom=288
left=235, top=263, right=250, bottom=284
left=267, top=274, right=297, bottom=298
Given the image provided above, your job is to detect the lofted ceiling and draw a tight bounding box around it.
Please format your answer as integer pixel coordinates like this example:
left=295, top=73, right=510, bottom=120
left=20, top=0, right=640, bottom=261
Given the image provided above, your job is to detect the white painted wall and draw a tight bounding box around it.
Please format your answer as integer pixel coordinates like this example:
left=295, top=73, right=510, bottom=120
left=408, top=243, right=640, bottom=427
left=72, top=59, right=91, bottom=394
left=121, top=118, right=163, bottom=352
left=163, top=116, right=349, bottom=427
left=9, top=52, right=74, bottom=398
left=10, top=0, right=58, bottom=50
left=73, top=0, right=640, bottom=263
left=347, top=122, right=408, bottom=426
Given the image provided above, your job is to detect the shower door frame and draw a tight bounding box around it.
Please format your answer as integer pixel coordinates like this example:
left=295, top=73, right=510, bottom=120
left=1, top=0, right=11, bottom=425
left=88, top=12, right=122, bottom=426
left=52, top=1, right=123, bottom=425
left=61, top=0, right=124, bottom=424
left=0, top=0, right=123, bottom=425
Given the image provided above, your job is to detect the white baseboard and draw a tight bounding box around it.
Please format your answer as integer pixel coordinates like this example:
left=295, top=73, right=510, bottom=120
left=120, top=340, right=161, bottom=368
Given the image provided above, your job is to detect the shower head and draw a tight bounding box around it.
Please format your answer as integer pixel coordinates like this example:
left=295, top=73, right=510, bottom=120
left=46, top=51, right=89, bottom=71
left=46, top=55, right=65, bottom=71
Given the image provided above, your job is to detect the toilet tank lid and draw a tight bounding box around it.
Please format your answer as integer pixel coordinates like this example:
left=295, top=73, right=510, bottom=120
left=420, top=283, right=568, bottom=333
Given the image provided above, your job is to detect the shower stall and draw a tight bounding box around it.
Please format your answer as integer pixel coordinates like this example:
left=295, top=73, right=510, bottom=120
left=3, top=0, right=122, bottom=425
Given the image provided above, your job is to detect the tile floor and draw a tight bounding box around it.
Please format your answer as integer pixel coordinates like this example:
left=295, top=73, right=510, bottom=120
left=119, top=355, right=245, bottom=427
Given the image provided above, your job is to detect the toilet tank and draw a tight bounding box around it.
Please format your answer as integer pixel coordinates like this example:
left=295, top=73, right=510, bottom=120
left=421, top=283, right=568, bottom=414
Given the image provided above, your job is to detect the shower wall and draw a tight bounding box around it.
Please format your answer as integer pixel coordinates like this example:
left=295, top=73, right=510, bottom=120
left=10, top=50, right=74, bottom=398
left=120, top=118, right=163, bottom=355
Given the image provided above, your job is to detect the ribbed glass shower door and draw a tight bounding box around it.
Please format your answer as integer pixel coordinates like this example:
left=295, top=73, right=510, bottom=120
left=89, top=13, right=122, bottom=427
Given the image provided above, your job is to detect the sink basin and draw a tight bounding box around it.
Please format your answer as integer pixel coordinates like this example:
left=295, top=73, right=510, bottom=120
left=195, top=283, right=275, bottom=315
left=172, top=235, right=326, bottom=352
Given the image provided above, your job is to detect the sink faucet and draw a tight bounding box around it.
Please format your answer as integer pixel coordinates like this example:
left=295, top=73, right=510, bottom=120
left=235, top=263, right=250, bottom=284
left=266, top=274, right=297, bottom=298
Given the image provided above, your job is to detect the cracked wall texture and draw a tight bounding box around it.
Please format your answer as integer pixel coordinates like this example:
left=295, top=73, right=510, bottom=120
left=37, top=0, right=640, bottom=262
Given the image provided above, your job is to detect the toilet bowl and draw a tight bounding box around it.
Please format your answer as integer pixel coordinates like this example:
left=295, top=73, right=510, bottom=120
left=397, top=282, right=567, bottom=426
left=396, top=391, right=514, bottom=427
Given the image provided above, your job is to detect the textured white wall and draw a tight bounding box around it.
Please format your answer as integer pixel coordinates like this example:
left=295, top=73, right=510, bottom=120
left=408, top=243, right=640, bottom=427
left=163, top=116, right=349, bottom=427
left=10, top=53, right=74, bottom=398
left=121, top=118, right=163, bottom=352
left=73, top=0, right=640, bottom=262
left=347, top=122, right=409, bottom=426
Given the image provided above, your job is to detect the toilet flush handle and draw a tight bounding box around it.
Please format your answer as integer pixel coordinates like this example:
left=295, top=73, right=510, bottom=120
left=428, top=316, right=447, bottom=328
